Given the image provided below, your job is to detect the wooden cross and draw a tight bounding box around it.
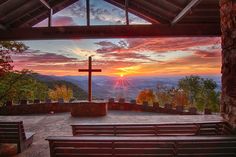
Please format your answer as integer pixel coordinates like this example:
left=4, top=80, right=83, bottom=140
left=78, top=56, right=102, bottom=102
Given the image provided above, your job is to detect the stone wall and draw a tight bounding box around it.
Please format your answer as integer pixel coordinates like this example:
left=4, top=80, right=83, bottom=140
left=0, top=103, right=107, bottom=116
left=220, top=0, right=236, bottom=128
left=108, top=102, right=198, bottom=115
left=0, top=102, right=199, bottom=115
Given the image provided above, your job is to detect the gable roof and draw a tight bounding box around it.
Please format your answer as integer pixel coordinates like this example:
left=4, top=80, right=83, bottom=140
left=0, top=0, right=220, bottom=29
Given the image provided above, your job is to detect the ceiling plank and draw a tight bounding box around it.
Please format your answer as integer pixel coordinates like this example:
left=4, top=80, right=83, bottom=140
left=0, top=24, right=6, bottom=30
left=133, top=0, right=175, bottom=18
left=0, top=1, right=38, bottom=23
left=0, top=0, right=8, bottom=5
left=164, top=0, right=182, bottom=10
left=105, top=0, right=160, bottom=24
left=0, top=24, right=220, bottom=40
left=171, top=0, right=202, bottom=25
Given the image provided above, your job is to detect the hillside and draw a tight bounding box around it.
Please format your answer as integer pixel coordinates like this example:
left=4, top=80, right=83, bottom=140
left=31, top=74, right=88, bottom=100
left=30, top=74, right=221, bottom=101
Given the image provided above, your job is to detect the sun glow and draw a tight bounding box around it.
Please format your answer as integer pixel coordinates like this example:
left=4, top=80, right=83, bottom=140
left=120, top=74, right=124, bottom=77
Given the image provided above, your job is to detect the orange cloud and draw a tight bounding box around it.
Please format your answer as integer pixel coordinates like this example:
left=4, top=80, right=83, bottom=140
left=13, top=37, right=221, bottom=77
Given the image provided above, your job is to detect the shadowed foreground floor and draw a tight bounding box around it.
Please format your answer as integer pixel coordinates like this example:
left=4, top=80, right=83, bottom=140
left=0, top=111, right=223, bottom=157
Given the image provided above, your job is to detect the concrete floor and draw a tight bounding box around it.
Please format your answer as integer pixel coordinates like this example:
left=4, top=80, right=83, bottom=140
left=0, top=111, right=223, bottom=157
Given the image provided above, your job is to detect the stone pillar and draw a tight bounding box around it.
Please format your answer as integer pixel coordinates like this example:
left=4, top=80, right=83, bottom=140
left=220, top=0, right=236, bottom=128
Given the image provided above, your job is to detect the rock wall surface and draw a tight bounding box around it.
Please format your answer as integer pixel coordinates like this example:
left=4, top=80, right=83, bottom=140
left=220, top=0, right=236, bottom=128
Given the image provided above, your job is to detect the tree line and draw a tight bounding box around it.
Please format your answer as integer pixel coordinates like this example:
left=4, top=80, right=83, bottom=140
left=136, top=76, right=220, bottom=112
left=0, top=41, right=87, bottom=106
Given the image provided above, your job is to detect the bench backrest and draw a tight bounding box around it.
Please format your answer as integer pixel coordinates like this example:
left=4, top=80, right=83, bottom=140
left=72, top=123, right=198, bottom=136
left=46, top=136, right=236, bottom=157
left=71, top=122, right=233, bottom=136
left=198, top=122, right=235, bottom=135
left=0, top=121, right=26, bottom=144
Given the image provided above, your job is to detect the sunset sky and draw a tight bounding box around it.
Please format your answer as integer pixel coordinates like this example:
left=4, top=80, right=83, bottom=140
left=12, top=0, right=221, bottom=77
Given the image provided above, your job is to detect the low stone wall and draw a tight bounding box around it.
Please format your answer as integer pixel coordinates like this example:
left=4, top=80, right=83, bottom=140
left=71, top=103, right=107, bottom=117
left=0, top=101, right=200, bottom=116
left=0, top=103, right=107, bottom=116
left=108, top=102, right=198, bottom=115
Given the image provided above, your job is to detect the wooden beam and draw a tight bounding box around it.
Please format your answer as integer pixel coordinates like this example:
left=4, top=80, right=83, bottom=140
left=125, top=0, right=129, bottom=25
left=171, top=0, right=202, bottom=25
left=40, top=0, right=51, bottom=9
left=48, top=9, right=53, bottom=27
left=39, top=0, right=52, bottom=27
left=0, top=24, right=220, bottom=41
left=86, top=0, right=90, bottom=26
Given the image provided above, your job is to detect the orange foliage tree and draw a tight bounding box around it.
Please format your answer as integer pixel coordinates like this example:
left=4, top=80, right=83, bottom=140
left=136, top=89, right=156, bottom=105
left=48, top=85, right=73, bottom=102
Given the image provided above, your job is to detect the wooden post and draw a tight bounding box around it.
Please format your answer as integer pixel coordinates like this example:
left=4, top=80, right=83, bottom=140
left=88, top=56, right=92, bottom=101
left=86, top=0, right=90, bottom=26
left=125, top=0, right=129, bottom=25
left=48, top=9, right=53, bottom=27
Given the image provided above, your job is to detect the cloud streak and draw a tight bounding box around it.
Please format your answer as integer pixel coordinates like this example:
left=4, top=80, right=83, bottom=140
left=15, top=37, right=221, bottom=76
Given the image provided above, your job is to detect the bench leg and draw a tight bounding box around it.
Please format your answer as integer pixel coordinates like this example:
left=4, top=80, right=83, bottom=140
left=17, top=137, right=34, bottom=153
left=17, top=142, right=22, bottom=153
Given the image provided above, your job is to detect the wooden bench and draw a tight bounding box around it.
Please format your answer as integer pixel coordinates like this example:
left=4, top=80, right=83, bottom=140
left=0, top=121, right=35, bottom=153
left=71, top=122, right=234, bottom=136
left=198, top=122, right=235, bottom=135
left=46, top=136, right=236, bottom=157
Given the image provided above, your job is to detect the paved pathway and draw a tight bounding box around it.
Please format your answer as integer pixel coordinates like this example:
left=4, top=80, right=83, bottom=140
left=0, top=111, right=223, bottom=157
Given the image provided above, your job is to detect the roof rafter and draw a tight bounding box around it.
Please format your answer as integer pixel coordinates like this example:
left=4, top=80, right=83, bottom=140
left=9, top=0, right=78, bottom=28
left=40, top=0, right=51, bottom=9
left=171, top=0, right=202, bottom=25
left=1, top=1, right=38, bottom=24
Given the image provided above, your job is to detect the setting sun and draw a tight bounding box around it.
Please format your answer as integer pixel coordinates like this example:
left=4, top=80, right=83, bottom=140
left=120, top=74, right=124, bottom=77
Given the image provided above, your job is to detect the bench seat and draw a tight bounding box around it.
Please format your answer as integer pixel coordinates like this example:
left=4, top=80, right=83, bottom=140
left=0, top=121, right=35, bottom=153
left=46, top=136, right=236, bottom=157
left=71, top=122, right=234, bottom=136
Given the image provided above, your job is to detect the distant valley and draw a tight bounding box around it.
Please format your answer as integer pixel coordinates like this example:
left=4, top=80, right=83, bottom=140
left=35, top=75, right=221, bottom=101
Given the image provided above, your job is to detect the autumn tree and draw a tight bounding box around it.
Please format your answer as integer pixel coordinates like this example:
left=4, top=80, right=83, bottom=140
left=48, top=85, right=73, bottom=102
left=136, top=89, right=156, bottom=105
